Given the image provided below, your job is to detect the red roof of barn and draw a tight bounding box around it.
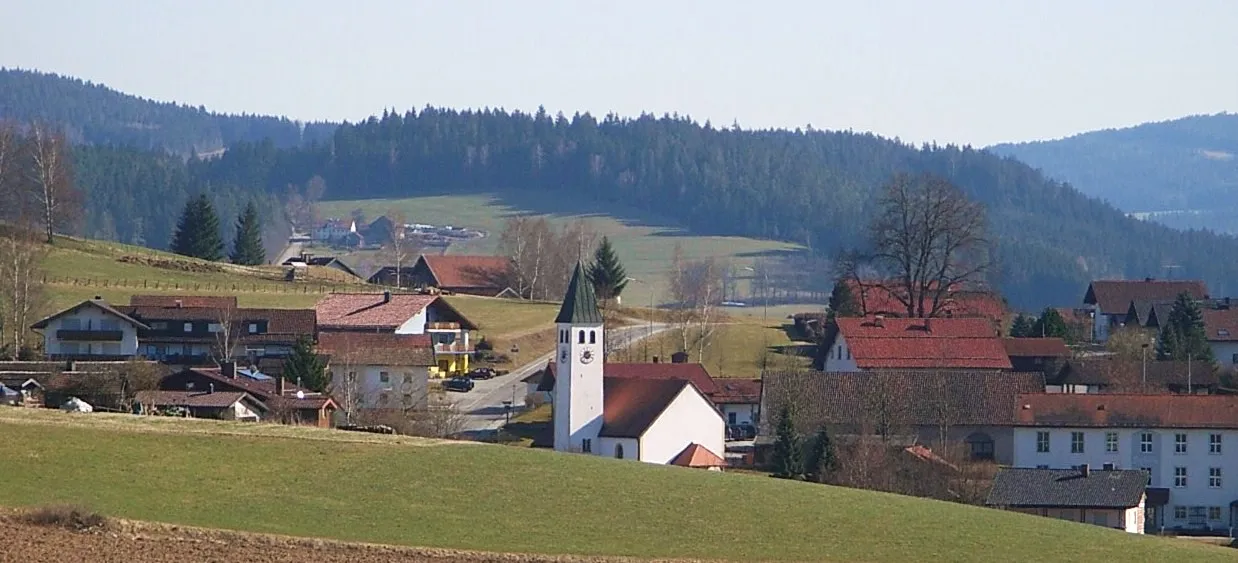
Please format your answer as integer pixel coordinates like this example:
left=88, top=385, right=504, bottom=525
left=1013, top=393, right=1238, bottom=429
left=420, top=255, right=513, bottom=289
left=670, top=443, right=727, bottom=468
left=1084, top=280, right=1208, bottom=315
left=834, top=317, right=1012, bottom=370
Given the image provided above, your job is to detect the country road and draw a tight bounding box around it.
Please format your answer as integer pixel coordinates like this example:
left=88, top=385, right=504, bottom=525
left=451, top=321, right=670, bottom=435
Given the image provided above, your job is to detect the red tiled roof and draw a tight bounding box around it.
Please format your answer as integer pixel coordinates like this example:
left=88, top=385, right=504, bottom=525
left=670, top=443, right=727, bottom=468
left=835, top=317, right=1012, bottom=370
left=129, top=295, right=238, bottom=309
left=711, top=379, right=762, bottom=404
left=841, top=280, right=1006, bottom=322
left=420, top=255, right=513, bottom=289
left=539, top=362, right=719, bottom=395
left=1013, top=393, right=1238, bottom=429
left=1084, top=280, right=1208, bottom=315
left=600, top=377, right=694, bottom=438
left=134, top=390, right=260, bottom=410
left=315, top=293, right=438, bottom=330
left=316, top=332, right=435, bottom=366
left=1002, top=338, right=1070, bottom=358
left=1204, top=308, right=1238, bottom=342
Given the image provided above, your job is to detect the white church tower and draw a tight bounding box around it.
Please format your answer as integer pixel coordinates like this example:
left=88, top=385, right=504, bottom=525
left=553, top=261, right=606, bottom=453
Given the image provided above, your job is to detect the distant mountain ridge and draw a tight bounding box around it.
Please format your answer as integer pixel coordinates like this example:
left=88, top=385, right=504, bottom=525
left=989, top=113, right=1238, bottom=215
left=0, top=68, right=338, bottom=154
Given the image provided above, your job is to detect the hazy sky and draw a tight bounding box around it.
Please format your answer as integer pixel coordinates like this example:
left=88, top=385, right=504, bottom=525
left=3, top=0, right=1235, bottom=146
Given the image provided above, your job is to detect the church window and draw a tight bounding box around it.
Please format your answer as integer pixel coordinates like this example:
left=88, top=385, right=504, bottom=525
left=615, top=444, right=625, bottom=459
left=589, top=330, right=596, bottom=344
left=578, top=330, right=585, bottom=344
left=582, top=438, right=593, bottom=453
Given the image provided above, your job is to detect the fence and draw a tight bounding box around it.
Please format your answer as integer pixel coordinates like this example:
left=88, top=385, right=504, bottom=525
left=41, top=275, right=352, bottom=295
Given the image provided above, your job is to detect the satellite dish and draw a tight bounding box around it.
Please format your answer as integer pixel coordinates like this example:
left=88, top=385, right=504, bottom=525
left=296, top=390, right=305, bottom=399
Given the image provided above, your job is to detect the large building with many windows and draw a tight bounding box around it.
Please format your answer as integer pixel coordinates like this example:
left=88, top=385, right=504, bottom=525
left=1011, top=393, right=1238, bottom=533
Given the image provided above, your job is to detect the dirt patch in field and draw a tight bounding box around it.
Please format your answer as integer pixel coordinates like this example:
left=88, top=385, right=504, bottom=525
left=0, top=515, right=702, bottom=563
left=117, top=254, right=228, bottom=273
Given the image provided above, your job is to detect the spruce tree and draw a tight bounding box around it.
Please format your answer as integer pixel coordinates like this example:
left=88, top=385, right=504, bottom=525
left=827, top=279, right=860, bottom=321
left=282, top=336, right=328, bottom=392
left=806, top=425, right=838, bottom=483
left=1157, top=292, right=1213, bottom=362
left=586, top=236, right=628, bottom=302
left=170, top=194, right=224, bottom=261
left=771, top=405, right=803, bottom=479
left=1031, top=307, right=1070, bottom=340
left=230, top=201, right=266, bottom=265
left=1009, top=314, right=1033, bottom=337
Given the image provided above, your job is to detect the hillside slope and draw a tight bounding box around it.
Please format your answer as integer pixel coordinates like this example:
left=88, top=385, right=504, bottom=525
left=0, top=409, right=1229, bottom=562
left=989, top=113, right=1238, bottom=215
left=0, top=68, right=337, bottom=154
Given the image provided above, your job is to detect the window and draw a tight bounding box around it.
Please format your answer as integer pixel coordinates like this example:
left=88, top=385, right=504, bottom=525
left=1071, top=432, right=1085, bottom=453
left=1174, top=467, right=1187, bottom=488
left=150, top=321, right=168, bottom=330
left=846, top=347, right=851, bottom=360
left=1103, top=463, right=1115, bottom=470
left=578, top=331, right=585, bottom=344
left=728, top=412, right=737, bottom=424
left=1174, top=506, right=1187, bottom=520
left=1175, top=433, right=1187, bottom=454
left=1036, top=464, right=1050, bottom=469
left=1222, top=329, right=1232, bottom=337
left=101, top=343, right=120, bottom=356
left=99, top=318, right=119, bottom=331
left=63, top=317, right=83, bottom=330
left=183, top=322, right=193, bottom=333
left=1105, top=432, right=1118, bottom=453
left=837, top=346, right=843, bottom=360
left=248, top=323, right=259, bottom=334
left=1190, top=506, right=1206, bottom=522
left=1210, top=467, right=1222, bottom=488
left=582, top=438, right=592, bottom=453
left=1233, top=353, right=1238, bottom=365
left=379, top=372, right=390, bottom=384
left=1140, top=432, right=1153, bottom=453
left=207, top=323, right=222, bottom=333
left=1036, top=431, right=1050, bottom=453
left=970, top=440, right=995, bottom=460
left=1210, top=433, right=1222, bottom=454
left=589, top=330, right=596, bottom=344
left=1210, top=507, right=1223, bottom=521
left=615, top=444, right=624, bottom=459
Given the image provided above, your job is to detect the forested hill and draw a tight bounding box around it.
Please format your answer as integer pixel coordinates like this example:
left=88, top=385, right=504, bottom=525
left=989, top=113, right=1238, bottom=213
left=159, top=108, right=1238, bottom=307
left=0, top=69, right=337, bottom=154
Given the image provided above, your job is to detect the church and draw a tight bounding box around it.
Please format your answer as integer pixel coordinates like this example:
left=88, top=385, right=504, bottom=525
left=550, top=262, right=726, bottom=467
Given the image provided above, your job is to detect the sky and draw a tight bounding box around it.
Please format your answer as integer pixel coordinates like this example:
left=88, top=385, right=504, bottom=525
left=2, top=0, right=1236, bottom=146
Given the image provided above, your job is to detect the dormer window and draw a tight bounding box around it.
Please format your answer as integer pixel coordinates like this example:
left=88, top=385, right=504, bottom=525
left=183, top=322, right=193, bottom=333
left=1219, top=329, right=1230, bottom=337
left=249, top=323, right=259, bottom=334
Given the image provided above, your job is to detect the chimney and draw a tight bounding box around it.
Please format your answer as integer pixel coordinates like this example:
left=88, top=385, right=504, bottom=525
left=208, top=383, right=215, bottom=394
left=671, top=351, right=689, bottom=364
left=383, top=290, right=392, bottom=304
left=275, top=376, right=286, bottom=397
left=873, top=314, right=884, bottom=327
left=221, top=361, right=236, bottom=379
left=93, top=295, right=102, bottom=300
left=1081, top=464, right=1090, bottom=478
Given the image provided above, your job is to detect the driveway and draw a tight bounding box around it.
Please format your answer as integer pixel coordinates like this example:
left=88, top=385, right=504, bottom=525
left=453, top=321, right=669, bottom=436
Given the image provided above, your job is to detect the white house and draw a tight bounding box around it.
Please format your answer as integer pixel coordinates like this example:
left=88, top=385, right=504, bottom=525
left=318, top=332, right=435, bottom=413
left=986, top=466, right=1148, bottom=533
left=551, top=262, right=726, bottom=466
left=1012, top=393, right=1238, bottom=533
left=1083, top=279, right=1208, bottom=343
left=312, top=219, right=356, bottom=243
left=30, top=297, right=148, bottom=360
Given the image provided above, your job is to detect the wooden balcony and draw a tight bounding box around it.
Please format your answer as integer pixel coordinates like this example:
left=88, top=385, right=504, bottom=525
left=426, top=322, right=462, bottom=331
left=433, top=342, right=473, bottom=355
left=56, top=329, right=124, bottom=342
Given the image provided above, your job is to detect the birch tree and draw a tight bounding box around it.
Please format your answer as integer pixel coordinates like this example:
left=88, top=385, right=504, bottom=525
left=26, top=122, right=80, bottom=244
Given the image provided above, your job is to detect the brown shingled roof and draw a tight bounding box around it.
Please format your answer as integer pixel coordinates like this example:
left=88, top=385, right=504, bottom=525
left=1204, top=308, right=1238, bottom=342
left=130, top=295, right=238, bottom=309
left=1084, top=280, right=1208, bottom=315
left=316, top=332, right=435, bottom=366
left=599, top=377, right=692, bottom=438
left=134, top=390, right=265, bottom=410
left=1013, top=393, right=1238, bottom=429
left=420, top=255, right=513, bottom=289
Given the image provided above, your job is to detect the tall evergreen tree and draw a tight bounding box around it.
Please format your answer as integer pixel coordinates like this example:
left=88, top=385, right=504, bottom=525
left=586, top=236, right=628, bottom=302
left=282, top=336, right=328, bottom=393
left=1157, top=292, right=1213, bottom=362
left=827, top=279, right=860, bottom=322
left=1009, top=313, right=1033, bottom=338
left=230, top=201, right=266, bottom=265
left=1031, top=307, right=1070, bottom=340
left=771, top=405, right=803, bottom=480
left=170, top=194, right=224, bottom=261
left=806, top=425, right=838, bottom=483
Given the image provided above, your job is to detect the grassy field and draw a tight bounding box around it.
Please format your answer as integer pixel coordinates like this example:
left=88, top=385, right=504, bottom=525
left=319, top=192, right=807, bottom=308
left=0, top=409, right=1229, bottom=562
left=626, top=315, right=815, bottom=378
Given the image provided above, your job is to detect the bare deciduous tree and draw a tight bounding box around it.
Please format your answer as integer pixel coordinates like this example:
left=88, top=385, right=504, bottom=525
left=864, top=173, right=992, bottom=318
left=499, top=217, right=596, bottom=301
left=211, top=305, right=240, bottom=363
left=26, top=122, right=81, bottom=244
left=0, top=231, right=47, bottom=357
left=381, top=210, right=418, bottom=287
left=666, top=243, right=726, bottom=359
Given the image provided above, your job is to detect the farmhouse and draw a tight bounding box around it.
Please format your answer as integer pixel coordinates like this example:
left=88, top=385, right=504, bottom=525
left=820, top=316, right=1011, bottom=372
left=986, top=466, right=1148, bottom=533
left=30, top=297, right=149, bottom=361
left=369, top=254, right=514, bottom=296
left=317, top=332, right=435, bottom=411
left=314, top=292, right=477, bottom=376
left=1083, top=279, right=1208, bottom=342
left=550, top=262, right=726, bottom=465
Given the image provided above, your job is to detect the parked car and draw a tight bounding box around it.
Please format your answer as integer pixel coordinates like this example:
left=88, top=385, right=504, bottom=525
left=467, top=367, right=499, bottom=380
left=443, top=376, right=475, bottom=392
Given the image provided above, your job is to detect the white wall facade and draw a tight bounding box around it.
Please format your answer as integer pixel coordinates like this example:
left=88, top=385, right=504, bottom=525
left=1210, top=341, right=1238, bottom=370
left=721, top=403, right=757, bottom=426
left=395, top=308, right=429, bottom=335
left=638, top=385, right=726, bottom=464
left=41, top=304, right=140, bottom=358
left=330, top=364, right=430, bottom=409
left=821, top=334, right=860, bottom=372
left=598, top=437, right=639, bottom=460
left=553, top=321, right=605, bottom=453
left=228, top=401, right=261, bottom=421
left=1013, top=427, right=1238, bottom=529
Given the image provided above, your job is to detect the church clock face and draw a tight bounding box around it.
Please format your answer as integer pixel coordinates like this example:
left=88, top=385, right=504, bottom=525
left=580, top=349, right=595, bottom=364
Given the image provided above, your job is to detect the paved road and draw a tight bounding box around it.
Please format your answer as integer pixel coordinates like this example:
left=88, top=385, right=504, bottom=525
left=273, top=241, right=304, bottom=266
left=452, top=322, right=669, bottom=435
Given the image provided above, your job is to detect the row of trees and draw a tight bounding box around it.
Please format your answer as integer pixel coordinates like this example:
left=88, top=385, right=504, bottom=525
left=170, top=196, right=267, bottom=265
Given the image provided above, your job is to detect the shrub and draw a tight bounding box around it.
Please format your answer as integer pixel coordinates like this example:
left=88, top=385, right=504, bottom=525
left=475, top=337, right=494, bottom=352
left=18, top=505, right=109, bottom=531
